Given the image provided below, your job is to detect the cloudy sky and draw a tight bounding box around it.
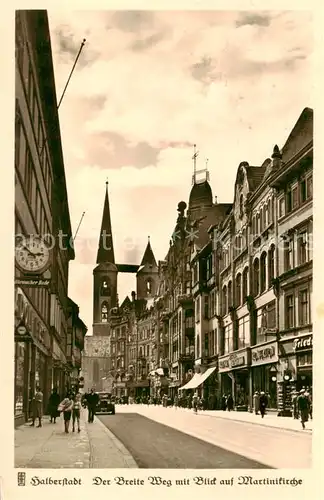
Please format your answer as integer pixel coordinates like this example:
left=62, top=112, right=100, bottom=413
left=48, top=10, right=313, bottom=333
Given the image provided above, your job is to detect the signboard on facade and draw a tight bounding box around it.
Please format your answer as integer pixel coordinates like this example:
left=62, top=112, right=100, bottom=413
left=293, top=334, right=312, bottom=352
left=251, top=341, right=278, bottom=367
left=218, top=348, right=251, bottom=373
left=15, top=320, right=32, bottom=342
left=15, top=278, right=51, bottom=288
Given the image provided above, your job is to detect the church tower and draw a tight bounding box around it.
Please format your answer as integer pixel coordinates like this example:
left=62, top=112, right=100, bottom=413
left=93, top=181, right=118, bottom=336
left=136, top=237, right=159, bottom=299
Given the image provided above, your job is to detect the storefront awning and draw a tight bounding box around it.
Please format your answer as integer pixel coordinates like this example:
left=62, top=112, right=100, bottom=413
left=179, top=367, right=216, bottom=390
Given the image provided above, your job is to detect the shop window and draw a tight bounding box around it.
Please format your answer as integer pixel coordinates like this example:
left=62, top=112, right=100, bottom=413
left=238, top=315, right=249, bottom=349
left=299, top=289, right=309, bottom=326
left=297, top=352, right=312, bottom=367
left=285, top=294, right=295, bottom=329
left=297, top=231, right=308, bottom=265
left=260, top=252, right=267, bottom=293
left=284, top=238, right=294, bottom=271
left=268, top=245, right=275, bottom=285
left=242, top=267, right=249, bottom=302
left=235, top=273, right=242, bottom=307
left=278, top=197, right=285, bottom=219
left=253, top=258, right=260, bottom=297
left=101, top=302, right=108, bottom=322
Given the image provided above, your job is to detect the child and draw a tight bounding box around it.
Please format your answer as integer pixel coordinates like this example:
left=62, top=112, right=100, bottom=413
left=72, top=392, right=82, bottom=433
left=58, top=393, right=74, bottom=433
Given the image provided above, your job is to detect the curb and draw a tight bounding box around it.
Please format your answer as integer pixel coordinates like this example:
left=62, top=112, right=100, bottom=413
left=184, top=409, right=313, bottom=435
left=92, top=416, right=138, bottom=468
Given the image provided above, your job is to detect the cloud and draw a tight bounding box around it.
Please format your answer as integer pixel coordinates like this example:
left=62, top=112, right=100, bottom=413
left=111, top=10, right=155, bottom=32
left=236, top=13, right=272, bottom=28
left=49, top=10, right=313, bottom=332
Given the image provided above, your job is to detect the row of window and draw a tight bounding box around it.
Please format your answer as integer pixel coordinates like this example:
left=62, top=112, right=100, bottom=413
left=111, top=342, right=125, bottom=355
left=285, top=288, right=312, bottom=329
left=278, top=173, right=313, bottom=218
left=251, top=197, right=274, bottom=238
left=283, top=227, right=312, bottom=272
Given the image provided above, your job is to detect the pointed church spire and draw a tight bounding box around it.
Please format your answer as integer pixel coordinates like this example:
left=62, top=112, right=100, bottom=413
left=140, top=236, right=157, bottom=267
left=96, top=181, right=115, bottom=264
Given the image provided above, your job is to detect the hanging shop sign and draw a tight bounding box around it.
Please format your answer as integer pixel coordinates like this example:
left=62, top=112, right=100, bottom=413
left=15, top=277, right=51, bottom=288
left=218, top=348, right=251, bottom=373
left=293, top=334, right=312, bottom=352
left=251, top=341, right=279, bottom=367
left=15, top=320, right=32, bottom=342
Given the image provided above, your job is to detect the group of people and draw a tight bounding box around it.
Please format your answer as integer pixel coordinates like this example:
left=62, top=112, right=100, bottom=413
left=221, top=394, right=235, bottom=411
left=253, top=391, right=269, bottom=418
left=48, top=388, right=82, bottom=433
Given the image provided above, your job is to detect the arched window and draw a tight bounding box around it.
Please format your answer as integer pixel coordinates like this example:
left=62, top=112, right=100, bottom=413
left=93, top=360, right=99, bottom=383
left=235, top=273, right=242, bottom=307
left=239, top=194, right=244, bottom=217
left=253, top=258, right=260, bottom=297
left=228, top=281, right=232, bottom=310
left=101, top=278, right=111, bottom=296
left=222, top=285, right=227, bottom=316
left=260, top=252, right=267, bottom=293
left=146, top=278, right=152, bottom=295
left=268, top=245, right=275, bottom=285
left=101, top=301, right=108, bottom=322
left=242, top=267, right=249, bottom=302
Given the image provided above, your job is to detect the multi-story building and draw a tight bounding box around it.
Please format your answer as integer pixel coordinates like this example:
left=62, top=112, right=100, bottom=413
left=215, top=107, right=313, bottom=413
left=14, top=10, right=78, bottom=425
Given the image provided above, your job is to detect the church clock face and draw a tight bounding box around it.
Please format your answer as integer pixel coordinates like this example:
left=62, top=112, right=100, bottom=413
left=15, top=235, right=50, bottom=273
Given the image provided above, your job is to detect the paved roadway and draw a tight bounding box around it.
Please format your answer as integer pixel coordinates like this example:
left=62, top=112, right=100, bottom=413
left=98, top=405, right=312, bottom=469
left=98, top=412, right=269, bottom=469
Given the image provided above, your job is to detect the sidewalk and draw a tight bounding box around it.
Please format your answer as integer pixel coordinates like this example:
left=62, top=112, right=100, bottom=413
left=15, top=409, right=137, bottom=468
left=187, top=408, right=313, bottom=433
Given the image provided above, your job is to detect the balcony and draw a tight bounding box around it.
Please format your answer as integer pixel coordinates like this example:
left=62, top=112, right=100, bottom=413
left=178, top=294, right=193, bottom=308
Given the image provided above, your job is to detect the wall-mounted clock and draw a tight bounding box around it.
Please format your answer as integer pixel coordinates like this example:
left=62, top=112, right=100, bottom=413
left=15, top=235, right=50, bottom=273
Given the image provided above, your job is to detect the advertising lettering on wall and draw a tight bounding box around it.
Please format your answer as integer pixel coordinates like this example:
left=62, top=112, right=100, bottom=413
left=293, top=335, right=312, bottom=352
left=251, top=342, right=279, bottom=366
left=229, top=353, right=245, bottom=368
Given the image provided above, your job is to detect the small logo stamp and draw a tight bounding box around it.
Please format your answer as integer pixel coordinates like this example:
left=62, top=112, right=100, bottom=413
left=17, top=472, right=26, bottom=486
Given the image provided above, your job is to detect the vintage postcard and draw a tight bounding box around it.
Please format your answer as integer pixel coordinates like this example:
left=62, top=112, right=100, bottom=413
left=1, top=2, right=322, bottom=500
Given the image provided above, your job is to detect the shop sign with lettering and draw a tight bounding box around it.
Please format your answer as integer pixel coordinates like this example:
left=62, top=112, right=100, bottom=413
left=251, top=342, right=278, bottom=367
left=219, top=349, right=250, bottom=372
left=293, top=335, right=312, bottom=352
left=15, top=278, right=51, bottom=288
left=229, top=353, right=245, bottom=368
left=219, top=357, right=230, bottom=373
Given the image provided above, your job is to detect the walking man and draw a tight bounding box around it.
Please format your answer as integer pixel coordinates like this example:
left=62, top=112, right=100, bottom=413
left=87, top=388, right=99, bottom=423
left=297, top=389, right=310, bottom=429
left=30, top=386, right=43, bottom=427
left=72, top=392, right=82, bottom=433
left=259, top=391, right=268, bottom=418
left=253, top=391, right=260, bottom=415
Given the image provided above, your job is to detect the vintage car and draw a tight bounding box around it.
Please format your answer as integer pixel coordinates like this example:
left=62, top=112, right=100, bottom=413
left=96, top=392, right=116, bottom=415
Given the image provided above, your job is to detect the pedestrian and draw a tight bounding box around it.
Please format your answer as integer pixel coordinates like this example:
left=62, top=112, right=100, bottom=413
left=30, top=386, right=43, bottom=427
left=227, top=394, right=234, bottom=411
left=192, top=392, right=198, bottom=413
left=48, top=387, right=60, bottom=424
left=259, top=391, right=268, bottom=418
left=305, top=388, right=312, bottom=420
left=72, top=392, right=82, bottom=433
left=297, top=389, right=310, bottom=429
left=253, top=391, right=260, bottom=415
left=221, top=394, right=227, bottom=411
left=87, top=388, right=99, bottom=423
left=292, top=390, right=299, bottom=419
left=58, top=392, right=74, bottom=433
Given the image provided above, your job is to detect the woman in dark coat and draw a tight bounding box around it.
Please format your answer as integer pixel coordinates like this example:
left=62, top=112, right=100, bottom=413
left=48, top=388, right=60, bottom=423
left=227, top=394, right=234, bottom=411
left=221, top=394, right=227, bottom=411
left=297, top=389, right=310, bottom=429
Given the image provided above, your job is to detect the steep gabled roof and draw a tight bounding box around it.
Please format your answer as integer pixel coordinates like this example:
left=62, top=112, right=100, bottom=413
left=281, top=107, right=313, bottom=163
left=245, top=166, right=267, bottom=191
left=96, top=182, right=115, bottom=264
left=140, top=238, right=157, bottom=267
